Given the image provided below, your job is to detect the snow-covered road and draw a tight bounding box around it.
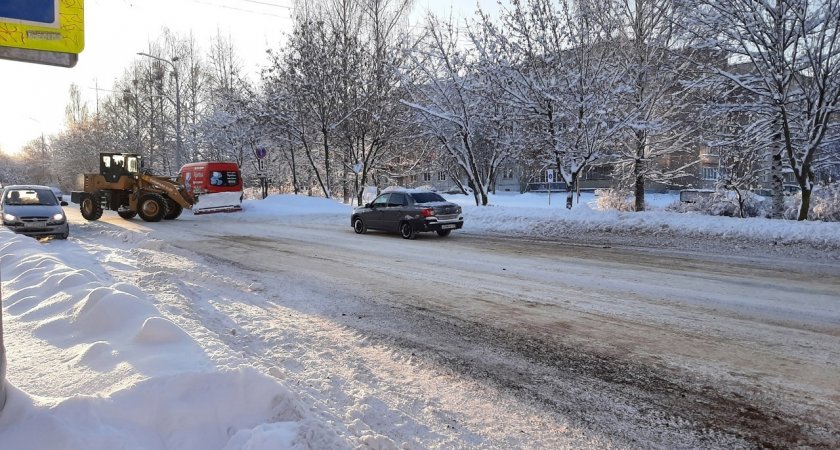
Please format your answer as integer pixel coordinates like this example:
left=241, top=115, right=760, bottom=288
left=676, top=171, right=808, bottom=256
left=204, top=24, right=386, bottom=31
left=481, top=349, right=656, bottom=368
left=2, top=195, right=839, bottom=449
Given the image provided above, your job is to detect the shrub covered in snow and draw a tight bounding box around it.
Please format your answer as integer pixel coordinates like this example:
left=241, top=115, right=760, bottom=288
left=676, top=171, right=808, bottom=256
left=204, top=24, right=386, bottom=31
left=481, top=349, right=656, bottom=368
left=594, top=189, right=635, bottom=212
left=668, top=190, right=768, bottom=218
left=784, top=184, right=840, bottom=221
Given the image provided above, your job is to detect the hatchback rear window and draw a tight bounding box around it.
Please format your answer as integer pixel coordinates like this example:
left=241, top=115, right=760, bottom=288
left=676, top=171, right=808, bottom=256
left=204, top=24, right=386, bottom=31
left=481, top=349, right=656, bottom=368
left=410, top=192, right=445, bottom=203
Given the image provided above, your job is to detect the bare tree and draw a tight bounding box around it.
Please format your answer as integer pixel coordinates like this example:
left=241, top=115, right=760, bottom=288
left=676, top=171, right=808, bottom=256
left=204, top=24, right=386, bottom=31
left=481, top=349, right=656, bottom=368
left=342, top=0, right=416, bottom=205
left=65, top=83, right=90, bottom=127
left=473, top=0, right=629, bottom=208
left=689, top=0, right=840, bottom=220
left=0, top=152, right=27, bottom=186
left=200, top=32, right=258, bottom=167
left=277, top=11, right=351, bottom=198
left=402, top=14, right=506, bottom=206
left=608, top=0, right=701, bottom=211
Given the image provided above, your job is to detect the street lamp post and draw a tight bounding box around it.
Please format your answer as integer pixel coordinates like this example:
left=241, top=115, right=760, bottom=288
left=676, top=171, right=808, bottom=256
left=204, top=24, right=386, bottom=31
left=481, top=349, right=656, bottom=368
left=137, top=52, right=182, bottom=171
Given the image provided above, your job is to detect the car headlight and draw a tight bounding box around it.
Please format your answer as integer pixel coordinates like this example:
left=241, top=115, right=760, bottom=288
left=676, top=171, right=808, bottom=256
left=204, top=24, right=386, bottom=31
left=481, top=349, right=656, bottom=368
left=52, top=213, right=66, bottom=222
left=3, top=213, right=17, bottom=222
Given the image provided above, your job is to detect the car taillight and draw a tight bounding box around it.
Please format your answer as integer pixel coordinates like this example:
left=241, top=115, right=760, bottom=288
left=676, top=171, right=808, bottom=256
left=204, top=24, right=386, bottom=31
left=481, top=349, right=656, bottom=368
left=420, top=208, right=435, bottom=218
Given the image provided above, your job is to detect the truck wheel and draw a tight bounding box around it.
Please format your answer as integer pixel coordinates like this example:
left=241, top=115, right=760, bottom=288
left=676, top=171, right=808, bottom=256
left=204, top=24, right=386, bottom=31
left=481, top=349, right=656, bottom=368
left=163, top=198, right=183, bottom=220
left=137, top=194, right=168, bottom=222
left=80, top=195, right=103, bottom=221
left=117, top=211, right=137, bottom=220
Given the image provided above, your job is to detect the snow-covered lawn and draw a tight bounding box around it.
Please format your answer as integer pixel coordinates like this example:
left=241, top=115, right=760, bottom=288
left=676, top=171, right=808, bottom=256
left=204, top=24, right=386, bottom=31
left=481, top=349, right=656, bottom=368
left=0, top=193, right=837, bottom=449
left=443, top=192, right=840, bottom=251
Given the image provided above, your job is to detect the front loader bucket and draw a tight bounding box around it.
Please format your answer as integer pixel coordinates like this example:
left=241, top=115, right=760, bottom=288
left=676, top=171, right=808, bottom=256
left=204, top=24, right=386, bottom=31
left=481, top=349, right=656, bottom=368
left=192, top=192, right=243, bottom=215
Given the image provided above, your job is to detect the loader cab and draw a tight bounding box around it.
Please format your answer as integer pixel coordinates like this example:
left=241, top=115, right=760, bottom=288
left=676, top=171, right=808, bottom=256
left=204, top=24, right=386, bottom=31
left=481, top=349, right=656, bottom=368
left=100, top=153, right=140, bottom=183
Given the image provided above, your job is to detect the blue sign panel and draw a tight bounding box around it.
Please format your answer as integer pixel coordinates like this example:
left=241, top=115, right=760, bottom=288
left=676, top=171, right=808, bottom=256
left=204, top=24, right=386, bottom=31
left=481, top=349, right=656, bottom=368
left=0, top=0, right=55, bottom=24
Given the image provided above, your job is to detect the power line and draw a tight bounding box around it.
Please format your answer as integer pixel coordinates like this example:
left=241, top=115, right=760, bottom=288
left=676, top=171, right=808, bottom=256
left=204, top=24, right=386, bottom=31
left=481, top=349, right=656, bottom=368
left=239, top=0, right=293, bottom=9
left=187, top=0, right=293, bottom=19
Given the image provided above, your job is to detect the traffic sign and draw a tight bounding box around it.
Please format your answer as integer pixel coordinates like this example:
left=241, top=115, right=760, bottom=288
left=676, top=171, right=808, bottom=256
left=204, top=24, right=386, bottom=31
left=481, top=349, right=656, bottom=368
left=255, top=147, right=268, bottom=159
left=0, top=0, right=84, bottom=67
left=546, top=169, right=555, bottom=183
left=0, top=1, right=56, bottom=24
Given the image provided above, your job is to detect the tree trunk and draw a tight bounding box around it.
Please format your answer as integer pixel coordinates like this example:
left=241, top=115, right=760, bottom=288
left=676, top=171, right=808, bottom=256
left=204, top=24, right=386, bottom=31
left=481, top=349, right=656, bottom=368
left=771, top=135, right=785, bottom=219
left=797, top=187, right=811, bottom=221
left=355, top=169, right=369, bottom=207
left=290, top=147, right=299, bottom=195
left=633, top=130, right=646, bottom=211
left=736, top=189, right=745, bottom=218
left=634, top=159, right=645, bottom=212
left=566, top=171, right=577, bottom=210
left=321, top=127, right=332, bottom=199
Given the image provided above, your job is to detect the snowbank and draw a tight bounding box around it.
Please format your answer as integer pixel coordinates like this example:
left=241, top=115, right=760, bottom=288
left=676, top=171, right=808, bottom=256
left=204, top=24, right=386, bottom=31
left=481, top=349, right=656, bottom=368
left=0, top=229, right=344, bottom=450
left=242, top=195, right=350, bottom=217
left=456, top=200, right=840, bottom=247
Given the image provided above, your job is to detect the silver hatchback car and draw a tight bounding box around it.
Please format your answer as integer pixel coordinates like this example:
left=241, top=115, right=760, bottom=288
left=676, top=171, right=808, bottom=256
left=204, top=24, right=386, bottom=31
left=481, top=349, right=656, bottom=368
left=1, top=185, right=69, bottom=239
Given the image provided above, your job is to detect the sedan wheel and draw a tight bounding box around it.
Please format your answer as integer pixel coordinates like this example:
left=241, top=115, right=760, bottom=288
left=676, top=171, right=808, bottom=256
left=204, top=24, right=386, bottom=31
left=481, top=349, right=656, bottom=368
left=400, top=222, right=417, bottom=240
left=353, top=217, right=367, bottom=234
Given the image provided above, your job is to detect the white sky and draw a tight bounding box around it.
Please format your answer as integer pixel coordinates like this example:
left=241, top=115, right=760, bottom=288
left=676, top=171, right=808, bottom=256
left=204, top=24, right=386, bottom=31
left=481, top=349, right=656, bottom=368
left=0, top=0, right=499, bottom=156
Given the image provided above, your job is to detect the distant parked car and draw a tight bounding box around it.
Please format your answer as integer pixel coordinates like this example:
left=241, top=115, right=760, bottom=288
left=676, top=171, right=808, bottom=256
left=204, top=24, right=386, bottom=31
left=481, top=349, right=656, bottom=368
left=1, top=185, right=69, bottom=240
left=351, top=189, right=463, bottom=239
left=50, top=186, right=64, bottom=202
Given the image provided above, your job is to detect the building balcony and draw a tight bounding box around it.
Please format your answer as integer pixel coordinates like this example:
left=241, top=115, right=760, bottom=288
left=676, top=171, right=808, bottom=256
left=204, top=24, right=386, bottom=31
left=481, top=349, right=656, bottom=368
left=699, top=152, right=720, bottom=165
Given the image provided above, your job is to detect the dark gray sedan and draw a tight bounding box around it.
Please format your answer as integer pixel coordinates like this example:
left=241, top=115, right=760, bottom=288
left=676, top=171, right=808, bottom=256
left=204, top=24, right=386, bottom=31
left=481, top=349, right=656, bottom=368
left=1, top=185, right=70, bottom=240
left=351, top=190, right=463, bottom=239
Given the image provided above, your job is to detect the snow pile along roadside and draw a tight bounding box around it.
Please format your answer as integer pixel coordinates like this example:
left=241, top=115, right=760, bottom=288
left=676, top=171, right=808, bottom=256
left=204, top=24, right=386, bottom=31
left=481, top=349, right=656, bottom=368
left=442, top=194, right=840, bottom=252
left=0, top=229, right=345, bottom=450
left=241, top=195, right=351, bottom=219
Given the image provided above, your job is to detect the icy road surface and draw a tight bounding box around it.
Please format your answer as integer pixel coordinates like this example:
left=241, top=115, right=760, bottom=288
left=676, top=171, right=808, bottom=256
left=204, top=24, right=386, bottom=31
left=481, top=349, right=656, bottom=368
left=45, top=200, right=840, bottom=448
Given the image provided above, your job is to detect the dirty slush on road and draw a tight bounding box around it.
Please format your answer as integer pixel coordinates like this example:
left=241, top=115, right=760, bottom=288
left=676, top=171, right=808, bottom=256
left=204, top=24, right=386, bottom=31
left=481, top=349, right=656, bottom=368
left=183, top=233, right=838, bottom=449
left=342, top=297, right=836, bottom=449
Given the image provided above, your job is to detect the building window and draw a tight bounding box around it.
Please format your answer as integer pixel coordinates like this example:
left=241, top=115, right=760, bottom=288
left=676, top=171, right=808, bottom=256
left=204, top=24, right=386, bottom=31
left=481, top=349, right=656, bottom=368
left=423, top=172, right=432, bottom=182
left=585, top=165, right=612, bottom=181
left=437, top=171, right=447, bottom=181
left=502, top=167, right=514, bottom=179
left=702, top=166, right=720, bottom=181
left=699, top=147, right=719, bottom=157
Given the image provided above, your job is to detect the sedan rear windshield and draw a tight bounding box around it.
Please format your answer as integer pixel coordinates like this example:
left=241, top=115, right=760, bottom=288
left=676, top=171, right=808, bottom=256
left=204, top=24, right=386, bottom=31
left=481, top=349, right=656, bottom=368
left=410, top=192, right=446, bottom=203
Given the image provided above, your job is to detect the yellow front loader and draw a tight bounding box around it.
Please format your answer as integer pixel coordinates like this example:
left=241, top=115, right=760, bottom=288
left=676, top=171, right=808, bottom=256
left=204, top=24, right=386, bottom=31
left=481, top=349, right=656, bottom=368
left=70, top=153, right=195, bottom=222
